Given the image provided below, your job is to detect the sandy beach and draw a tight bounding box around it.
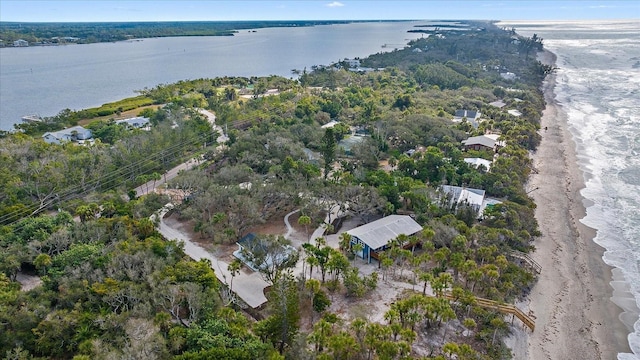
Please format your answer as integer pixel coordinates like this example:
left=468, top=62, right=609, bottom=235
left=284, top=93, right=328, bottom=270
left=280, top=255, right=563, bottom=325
left=509, top=50, right=632, bottom=359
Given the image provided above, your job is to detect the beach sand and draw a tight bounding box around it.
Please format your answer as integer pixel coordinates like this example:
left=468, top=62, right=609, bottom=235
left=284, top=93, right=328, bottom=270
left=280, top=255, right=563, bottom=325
left=508, top=50, right=632, bottom=359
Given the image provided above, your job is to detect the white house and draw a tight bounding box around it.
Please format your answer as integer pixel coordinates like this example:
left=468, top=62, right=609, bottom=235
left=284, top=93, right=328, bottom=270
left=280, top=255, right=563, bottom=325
left=500, top=72, right=517, bottom=80
left=440, top=185, right=502, bottom=218
left=489, top=100, right=506, bottom=108
left=464, top=157, right=492, bottom=172
left=347, top=215, right=422, bottom=263
left=42, top=126, right=92, bottom=145
left=115, top=116, right=150, bottom=129
left=345, top=58, right=361, bottom=68
left=507, top=109, right=522, bottom=117
left=13, top=39, right=29, bottom=47
left=321, top=120, right=340, bottom=129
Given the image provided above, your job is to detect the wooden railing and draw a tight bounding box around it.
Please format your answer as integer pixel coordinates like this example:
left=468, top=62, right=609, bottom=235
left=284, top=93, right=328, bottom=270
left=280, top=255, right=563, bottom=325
left=508, top=250, right=542, bottom=274
left=442, top=292, right=535, bottom=332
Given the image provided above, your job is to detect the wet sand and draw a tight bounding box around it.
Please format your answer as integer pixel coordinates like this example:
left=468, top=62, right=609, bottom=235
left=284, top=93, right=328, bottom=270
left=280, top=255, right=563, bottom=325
left=512, top=50, right=632, bottom=359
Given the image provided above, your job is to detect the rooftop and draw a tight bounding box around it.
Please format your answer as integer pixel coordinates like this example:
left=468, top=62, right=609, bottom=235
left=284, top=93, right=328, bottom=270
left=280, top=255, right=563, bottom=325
left=347, top=215, right=422, bottom=250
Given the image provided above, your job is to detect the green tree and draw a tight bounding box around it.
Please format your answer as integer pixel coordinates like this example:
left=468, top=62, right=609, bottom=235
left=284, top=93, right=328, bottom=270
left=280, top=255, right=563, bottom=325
left=255, top=273, right=300, bottom=354
left=297, top=214, right=311, bottom=242
left=321, top=128, right=336, bottom=180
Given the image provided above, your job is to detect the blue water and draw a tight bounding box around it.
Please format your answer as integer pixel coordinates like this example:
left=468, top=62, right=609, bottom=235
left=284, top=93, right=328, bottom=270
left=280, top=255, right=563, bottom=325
left=503, top=20, right=640, bottom=360
left=0, top=21, right=423, bottom=131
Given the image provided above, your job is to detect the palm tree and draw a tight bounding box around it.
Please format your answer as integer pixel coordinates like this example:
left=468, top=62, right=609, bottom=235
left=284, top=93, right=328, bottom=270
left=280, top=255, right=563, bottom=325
left=351, top=243, right=364, bottom=263
left=227, top=258, right=242, bottom=293
left=338, top=232, right=352, bottom=252
left=298, top=215, right=311, bottom=242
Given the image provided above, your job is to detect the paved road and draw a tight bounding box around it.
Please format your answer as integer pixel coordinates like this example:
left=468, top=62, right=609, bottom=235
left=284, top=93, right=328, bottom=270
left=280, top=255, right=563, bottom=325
left=135, top=158, right=200, bottom=198
left=157, top=208, right=269, bottom=308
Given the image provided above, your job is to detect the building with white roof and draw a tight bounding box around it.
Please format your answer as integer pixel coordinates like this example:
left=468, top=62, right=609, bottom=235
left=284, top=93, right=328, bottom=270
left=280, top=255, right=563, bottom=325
left=464, top=157, right=492, bottom=172
left=42, top=126, right=92, bottom=145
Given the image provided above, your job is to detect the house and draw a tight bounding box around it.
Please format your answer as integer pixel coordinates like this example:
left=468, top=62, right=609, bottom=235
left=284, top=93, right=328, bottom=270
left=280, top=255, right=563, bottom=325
left=500, top=72, right=517, bottom=80
left=440, top=185, right=503, bottom=218
left=345, top=58, right=361, bottom=68
left=42, top=126, right=92, bottom=145
left=461, top=134, right=504, bottom=152
left=13, top=39, right=29, bottom=47
left=303, top=148, right=321, bottom=165
left=440, top=185, right=485, bottom=211
left=464, top=157, right=492, bottom=172
left=233, top=233, right=296, bottom=272
left=489, top=100, right=506, bottom=108
left=347, top=215, right=422, bottom=263
left=507, top=109, right=522, bottom=117
left=321, top=120, right=340, bottom=129
left=115, top=116, right=150, bottom=129
left=452, top=110, right=482, bottom=129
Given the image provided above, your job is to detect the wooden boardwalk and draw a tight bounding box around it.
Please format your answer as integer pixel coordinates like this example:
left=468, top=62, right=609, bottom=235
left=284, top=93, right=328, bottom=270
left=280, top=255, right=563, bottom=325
left=508, top=250, right=542, bottom=274
left=443, top=292, right=535, bottom=331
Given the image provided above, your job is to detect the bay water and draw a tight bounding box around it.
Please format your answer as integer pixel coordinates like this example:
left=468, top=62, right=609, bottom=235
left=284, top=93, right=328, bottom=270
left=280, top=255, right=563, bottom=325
left=501, top=20, right=640, bottom=360
left=0, top=21, right=423, bottom=130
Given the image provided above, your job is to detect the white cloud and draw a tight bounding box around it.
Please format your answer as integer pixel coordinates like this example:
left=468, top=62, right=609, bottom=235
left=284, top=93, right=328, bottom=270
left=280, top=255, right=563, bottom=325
left=326, top=1, right=345, bottom=8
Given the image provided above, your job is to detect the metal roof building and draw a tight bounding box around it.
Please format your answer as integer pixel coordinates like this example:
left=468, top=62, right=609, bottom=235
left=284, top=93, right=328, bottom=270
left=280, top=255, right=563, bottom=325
left=347, top=215, right=422, bottom=263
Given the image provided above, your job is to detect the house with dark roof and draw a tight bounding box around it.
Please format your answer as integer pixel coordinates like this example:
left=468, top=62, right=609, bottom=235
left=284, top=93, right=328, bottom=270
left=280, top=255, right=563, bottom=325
left=347, top=215, right=422, bottom=263
left=452, top=110, right=482, bottom=129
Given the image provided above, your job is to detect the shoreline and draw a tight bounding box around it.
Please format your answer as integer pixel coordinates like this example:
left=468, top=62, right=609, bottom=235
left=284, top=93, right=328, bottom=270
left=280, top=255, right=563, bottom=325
left=514, top=49, right=632, bottom=359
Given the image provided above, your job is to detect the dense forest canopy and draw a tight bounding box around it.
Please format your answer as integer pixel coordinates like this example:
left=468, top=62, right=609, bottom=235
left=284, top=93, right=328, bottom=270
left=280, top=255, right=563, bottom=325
left=0, top=20, right=552, bottom=359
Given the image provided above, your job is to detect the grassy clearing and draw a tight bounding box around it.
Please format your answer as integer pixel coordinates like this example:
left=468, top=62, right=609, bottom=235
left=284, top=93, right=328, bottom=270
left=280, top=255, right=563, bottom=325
left=77, top=104, right=162, bottom=126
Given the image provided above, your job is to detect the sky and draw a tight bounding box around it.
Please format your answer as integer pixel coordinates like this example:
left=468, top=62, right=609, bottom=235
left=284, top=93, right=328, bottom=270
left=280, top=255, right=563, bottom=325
left=0, top=0, right=638, bottom=22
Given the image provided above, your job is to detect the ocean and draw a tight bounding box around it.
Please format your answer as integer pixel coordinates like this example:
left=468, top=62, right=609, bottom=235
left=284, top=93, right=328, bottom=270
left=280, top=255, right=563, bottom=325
left=0, top=21, right=423, bottom=131
left=501, top=20, right=640, bottom=360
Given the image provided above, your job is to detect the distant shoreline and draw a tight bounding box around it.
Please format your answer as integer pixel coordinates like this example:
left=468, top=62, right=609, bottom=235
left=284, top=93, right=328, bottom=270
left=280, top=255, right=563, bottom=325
left=0, top=19, right=410, bottom=47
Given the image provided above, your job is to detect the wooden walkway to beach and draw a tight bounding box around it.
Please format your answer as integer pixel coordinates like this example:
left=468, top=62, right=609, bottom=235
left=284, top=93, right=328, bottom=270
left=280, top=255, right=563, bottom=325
left=508, top=250, right=542, bottom=274
left=443, top=293, right=535, bottom=332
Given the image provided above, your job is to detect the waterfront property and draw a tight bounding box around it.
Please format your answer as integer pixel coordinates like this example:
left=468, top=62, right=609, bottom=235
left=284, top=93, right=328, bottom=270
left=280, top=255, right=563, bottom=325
left=440, top=185, right=502, bottom=218
left=13, top=39, right=29, bottom=47
left=463, top=157, right=493, bottom=172
left=347, top=215, right=422, bottom=263
left=42, top=126, right=92, bottom=145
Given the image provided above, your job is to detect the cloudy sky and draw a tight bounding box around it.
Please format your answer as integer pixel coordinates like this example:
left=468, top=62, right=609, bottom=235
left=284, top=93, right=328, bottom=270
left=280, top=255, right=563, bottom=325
left=1, top=0, right=638, bottom=22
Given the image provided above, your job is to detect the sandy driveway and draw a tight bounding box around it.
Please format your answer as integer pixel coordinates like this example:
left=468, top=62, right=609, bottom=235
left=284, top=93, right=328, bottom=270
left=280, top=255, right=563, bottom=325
left=156, top=208, right=269, bottom=308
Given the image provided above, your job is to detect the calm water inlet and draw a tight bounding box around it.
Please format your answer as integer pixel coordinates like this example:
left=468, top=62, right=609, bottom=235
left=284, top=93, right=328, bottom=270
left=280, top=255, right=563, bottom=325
left=0, top=22, right=423, bottom=130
